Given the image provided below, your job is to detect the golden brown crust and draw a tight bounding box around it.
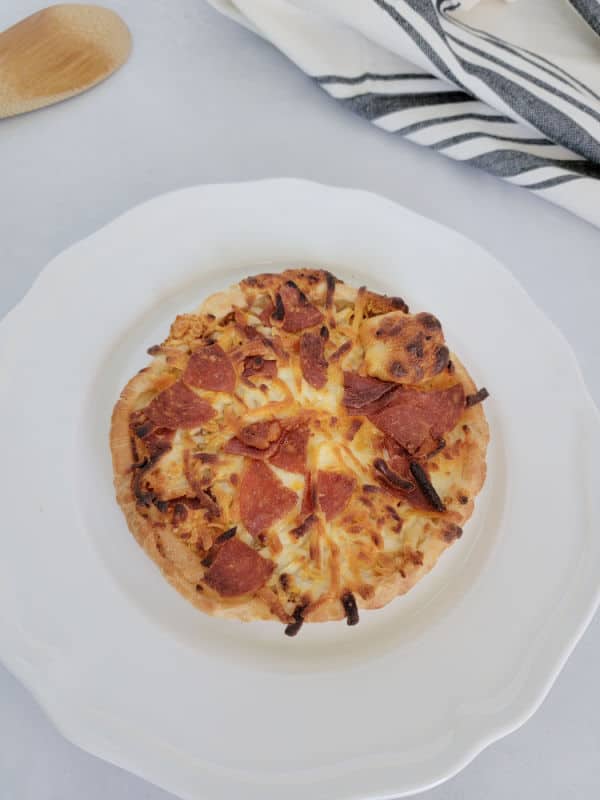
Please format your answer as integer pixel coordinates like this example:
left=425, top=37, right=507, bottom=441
left=110, top=269, right=489, bottom=629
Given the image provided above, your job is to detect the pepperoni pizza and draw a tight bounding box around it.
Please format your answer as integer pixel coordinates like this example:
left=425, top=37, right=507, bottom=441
left=111, top=269, right=489, bottom=635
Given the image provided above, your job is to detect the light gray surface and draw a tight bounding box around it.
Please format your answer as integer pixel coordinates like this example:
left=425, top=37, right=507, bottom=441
left=1, top=1, right=599, bottom=798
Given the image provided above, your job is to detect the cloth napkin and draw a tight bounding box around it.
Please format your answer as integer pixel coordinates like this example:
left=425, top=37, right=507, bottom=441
left=207, top=0, right=600, bottom=228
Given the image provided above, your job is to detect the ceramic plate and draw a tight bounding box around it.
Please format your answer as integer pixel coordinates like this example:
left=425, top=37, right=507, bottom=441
left=1, top=179, right=599, bottom=800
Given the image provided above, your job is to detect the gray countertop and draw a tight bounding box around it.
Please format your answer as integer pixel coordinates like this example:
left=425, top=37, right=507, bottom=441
left=1, top=1, right=599, bottom=798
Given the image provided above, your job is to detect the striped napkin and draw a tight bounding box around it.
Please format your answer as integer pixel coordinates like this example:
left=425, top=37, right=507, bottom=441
left=207, top=0, right=600, bottom=228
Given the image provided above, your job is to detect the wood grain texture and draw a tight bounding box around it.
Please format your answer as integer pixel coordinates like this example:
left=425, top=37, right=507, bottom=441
left=0, top=4, right=131, bottom=119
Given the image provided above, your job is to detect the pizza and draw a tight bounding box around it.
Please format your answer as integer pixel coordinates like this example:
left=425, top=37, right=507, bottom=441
left=111, top=269, right=489, bottom=635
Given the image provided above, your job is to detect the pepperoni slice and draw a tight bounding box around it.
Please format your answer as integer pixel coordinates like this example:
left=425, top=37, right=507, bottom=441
left=269, top=424, right=309, bottom=474
left=204, top=538, right=274, bottom=597
left=316, top=470, right=356, bottom=520
left=300, top=332, right=327, bottom=389
left=242, top=355, right=277, bottom=380
left=343, top=372, right=395, bottom=409
left=145, top=381, right=215, bottom=429
left=276, top=281, right=323, bottom=333
left=368, top=384, right=465, bottom=454
left=183, top=344, right=236, bottom=393
left=239, top=461, right=297, bottom=537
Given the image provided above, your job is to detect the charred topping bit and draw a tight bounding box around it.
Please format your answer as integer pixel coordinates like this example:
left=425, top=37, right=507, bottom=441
left=426, top=438, right=446, bottom=459
left=290, top=514, right=317, bottom=539
left=220, top=311, right=236, bottom=326
left=184, top=497, right=204, bottom=510
left=132, top=470, right=153, bottom=508
left=330, top=340, right=352, bottom=362
left=215, top=526, right=237, bottom=544
left=301, top=472, right=315, bottom=515
left=279, top=573, right=290, bottom=591
left=194, top=488, right=221, bottom=520
left=153, top=498, right=169, bottom=513
left=131, top=456, right=149, bottom=471
left=374, top=458, right=415, bottom=492
left=406, top=335, right=425, bottom=359
left=272, top=292, right=285, bottom=321
left=443, top=523, right=463, bottom=542
left=371, top=532, right=383, bottom=548
left=391, top=296, right=409, bottom=313
left=405, top=549, right=424, bottom=566
left=458, top=494, right=469, bottom=505
left=284, top=604, right=306, bottom=637
left=375, top=323, right=401, bottom=339
left=346, top=418, right=362, bottom=441
left=145, top=433, right=175, bottom=462
left=194, top=452, right=218, bottom=463
left=173, top=502, right=188, bottom=524
left=285, top=279, right=308, bottom=303
left=341, top=591, right=360, bottom=626
left=130, top=431, right=141, bottom=464
left=195, top=583, right=204, bottom=592
left=320, top=325, right=329, bottom=340
left=447, top=359, right=455, bottom=374
left=299, top=332, right=328, bottom=389
left=466, top=387, right=489, bottom=407
left=325, top=271, right=336, bottom=306
left=408, top=461, right=446, bottom=512
left=133, top=421, right=154, bottom=439
left=419, top=313, right=441, bottom=330
left=130, top=431, right=173, bottom=505
left=241, top=354, right=278, bottom=381
left=433, top=345, right=450, bottom=374
left=155, top=536, right=166, bottom=558
left=390, top=361, right=407, bottom=378
left=385, top=504, right=402, bottom=523
left=147, top=344, right=161, bottom=356
left=200, top=525, right=235, bottom=566
left=237, top=419, right=282, bottom=450
left=362, top=484, right=380, bottom=493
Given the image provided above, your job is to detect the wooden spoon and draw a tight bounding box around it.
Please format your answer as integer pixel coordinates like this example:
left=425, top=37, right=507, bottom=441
left=0, top=4, right=131, bottom=119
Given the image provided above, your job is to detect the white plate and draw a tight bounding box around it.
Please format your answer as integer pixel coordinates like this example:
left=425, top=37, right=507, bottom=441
left=1, top=179, right=599, bottom=800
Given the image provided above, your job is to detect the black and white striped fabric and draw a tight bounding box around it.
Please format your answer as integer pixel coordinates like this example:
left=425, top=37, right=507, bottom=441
left=208, top=0, right=600, bottom=228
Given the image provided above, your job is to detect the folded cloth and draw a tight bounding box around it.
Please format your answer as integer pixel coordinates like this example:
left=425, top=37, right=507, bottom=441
left=207, top=0, right=600, bottom=228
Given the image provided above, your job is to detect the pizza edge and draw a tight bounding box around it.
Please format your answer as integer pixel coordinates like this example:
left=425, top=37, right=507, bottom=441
left=110, top=280, right=489, bottom=624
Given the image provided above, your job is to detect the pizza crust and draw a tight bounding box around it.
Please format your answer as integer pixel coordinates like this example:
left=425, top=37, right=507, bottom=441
left=110, top=271, right=489, bottom=627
